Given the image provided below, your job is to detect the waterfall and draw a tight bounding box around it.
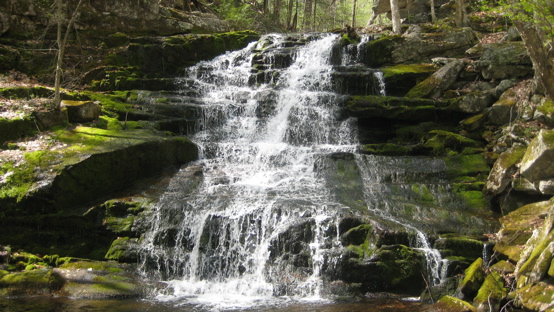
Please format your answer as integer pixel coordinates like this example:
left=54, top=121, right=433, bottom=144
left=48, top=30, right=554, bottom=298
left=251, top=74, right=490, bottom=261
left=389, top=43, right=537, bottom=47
left=137, top=33, right=458, bottom=310
left=138, top=34, right=362, bottom=309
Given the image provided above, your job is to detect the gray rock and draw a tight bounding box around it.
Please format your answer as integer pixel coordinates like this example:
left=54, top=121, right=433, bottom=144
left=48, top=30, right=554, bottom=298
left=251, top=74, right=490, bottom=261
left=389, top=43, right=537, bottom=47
left=485, top=145, right=527, bottom=196
left=538, top=179, right=554, bottom=195
left=406, top=59, right=464, bottom=98
left=475, top=42, right=533, bottom=80
left=519, top=129, right=554, bottom=181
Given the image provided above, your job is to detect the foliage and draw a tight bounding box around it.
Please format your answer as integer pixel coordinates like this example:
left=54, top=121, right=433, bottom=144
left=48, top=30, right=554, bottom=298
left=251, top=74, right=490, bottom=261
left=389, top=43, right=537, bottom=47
left=212, top=0, right=374, bottom=32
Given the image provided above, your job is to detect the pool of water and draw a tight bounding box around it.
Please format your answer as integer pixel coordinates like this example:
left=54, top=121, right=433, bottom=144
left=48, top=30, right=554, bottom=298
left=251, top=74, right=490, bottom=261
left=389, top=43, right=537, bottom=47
left=0, top=297, right=432, bottom=312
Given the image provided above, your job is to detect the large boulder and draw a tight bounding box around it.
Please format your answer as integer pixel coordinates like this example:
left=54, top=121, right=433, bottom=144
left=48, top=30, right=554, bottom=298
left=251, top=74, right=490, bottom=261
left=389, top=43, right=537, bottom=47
left=0, top=127, right=198, bottom=214
left=484, top=145, right=526, bottom=196
left=473, top=42, right=533, bottom=80
left=519, top=129, right=554, bottom=182
left=406, top=59, right=464, bottom=99
left=361, top=28, right=478, bottom=67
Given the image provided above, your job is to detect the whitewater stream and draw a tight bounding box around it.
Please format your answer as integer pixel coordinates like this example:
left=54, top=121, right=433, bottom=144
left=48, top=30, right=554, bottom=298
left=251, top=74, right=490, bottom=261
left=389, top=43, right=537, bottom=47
left=135, top=33, right=445, bottom=311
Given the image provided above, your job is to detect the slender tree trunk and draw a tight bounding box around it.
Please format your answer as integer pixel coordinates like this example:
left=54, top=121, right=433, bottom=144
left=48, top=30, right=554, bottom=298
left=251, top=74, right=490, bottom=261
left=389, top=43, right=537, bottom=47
left=515, top=20, right=554, bottom=99
left=455, top=0, right=466, bottom=27
left=430, top=0, right=436, bottom=22
left=273, top=0, right=281, bottom=21
left=54, top=0, right=63, bottom=111
left=351, top=0, right=357, bottom=27
left=390, top=0, right=401, bottom=34
left=303, top=0, right=313, bottom=30
left=53, top=0, right=84, bottom=111
left=286, top=0, right=294, bottom=28
left=313, top=0, right=317, bottom=31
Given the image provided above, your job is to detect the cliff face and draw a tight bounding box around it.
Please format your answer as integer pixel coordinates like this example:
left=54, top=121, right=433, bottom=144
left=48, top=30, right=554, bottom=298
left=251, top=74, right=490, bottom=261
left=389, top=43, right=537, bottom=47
left=0, top=0, right=230, bottom=38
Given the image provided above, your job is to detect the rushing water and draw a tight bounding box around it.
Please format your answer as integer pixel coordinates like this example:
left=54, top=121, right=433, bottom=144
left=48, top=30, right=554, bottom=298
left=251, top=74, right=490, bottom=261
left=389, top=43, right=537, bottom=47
left=136, top=33, right=443, bottom=311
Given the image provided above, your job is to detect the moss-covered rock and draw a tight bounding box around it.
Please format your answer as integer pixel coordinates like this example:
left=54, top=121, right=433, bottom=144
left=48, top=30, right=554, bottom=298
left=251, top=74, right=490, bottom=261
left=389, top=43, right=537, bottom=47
left=0, top=116, right=36, bottom=145
left=516, top=281, right=554, bottom=312
left=495, top=199, right=553, bottom=262
left=434, top=295, right=477, bottom=312
left=53, top=260, right=145, bottom=298
left=435, top=235, right=484, bottom=263
left=405, top=59, right=464, bottom=99
left=361, top=143, right=413, bottom=156
left=0, top=126, right=198, bottom=214
left=345, top=95, right=458, bottom=122
left=423, top=130, right=484, bottom=156
left=519, top=129, right=554, bottom=182
left=473, top=271, right=507, bottom=312
left=458, top=258, right=485, bottom=300
left=380, top=64, right=436, bottom=96
left=484, top=144, right=526, bottom=196
left=0, top=269, right=64, bottom=296
left=104, top=237, right=139, bottom=263
left=359, top=35, right=403, bottom=67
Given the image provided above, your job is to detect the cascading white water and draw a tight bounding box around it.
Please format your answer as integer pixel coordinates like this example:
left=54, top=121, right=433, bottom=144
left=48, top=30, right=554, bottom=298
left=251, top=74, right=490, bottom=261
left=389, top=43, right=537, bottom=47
left=138, top=34, right=364, bottom=309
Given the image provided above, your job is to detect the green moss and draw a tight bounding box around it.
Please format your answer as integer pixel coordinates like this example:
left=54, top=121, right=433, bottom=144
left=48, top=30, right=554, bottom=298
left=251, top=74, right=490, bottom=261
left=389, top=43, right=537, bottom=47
left=362, top=143, right=412, bottom=156
left=104, top=216, right=135, bottom=234
left=58, top=260, right=123, bottom=273
left=444, top=154, right=489, bottom=182
left=434, top=295, right=476, bottom=312
left=424, top=130, right=483, bottom=156
left=363, top=35, right=403, bottom=67
left=459, top=257, right=485, bottom=299
left=474, top=271, right=507, bottom=311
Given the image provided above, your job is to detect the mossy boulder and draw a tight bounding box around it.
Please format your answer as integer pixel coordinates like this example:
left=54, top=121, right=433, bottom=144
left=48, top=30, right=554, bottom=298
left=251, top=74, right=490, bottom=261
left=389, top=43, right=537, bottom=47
left=405, top=59, right=464, bottom=99
left=474, top=42, right=533, bottom=80
left=0, top=116, right=36, bottom=145
left=53, top=260, right=145, bottom=298
left=361, top=143, right=413, bottom=156
left=0, top=126, right=198, bottom=215
left=359, top=35, right=403, bottom=67
left=516, top=281, right=554, bottom=312
left=495, top=199, right=553, bottom=262
left=104, top=237, right=139, bottom=263
left=435, top=235, right=484, bottom=263
left=519, top=129, right=554, bottom=182
left=458, top=258, right=485, bottom=300
left=434, top=295, right=477, bottom=312
left=484, top=144, right=527, bottom=196
left=380, top=64, right=436, bottom=96
left=334, top=244, right=425, bottom=294
left=473, top=271, right=507, bottom=312
left=423, top=130, right=484, bottom=156
left=534, top=98, right=554, bottom=127
left=0, top=269, right=64, bottom=296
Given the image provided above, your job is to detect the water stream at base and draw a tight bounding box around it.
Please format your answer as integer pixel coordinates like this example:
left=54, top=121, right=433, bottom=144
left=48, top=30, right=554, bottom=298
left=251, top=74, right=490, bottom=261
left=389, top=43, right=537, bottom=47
left=137, top=33, right=443, bottom=310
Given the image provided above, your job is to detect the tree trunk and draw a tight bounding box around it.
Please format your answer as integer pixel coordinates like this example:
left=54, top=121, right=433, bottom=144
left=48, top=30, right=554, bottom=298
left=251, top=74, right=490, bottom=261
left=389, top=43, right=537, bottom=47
left=455, top=0, right=466, bottom=27
left=515, top=20, right=554, bottom=100
left=351, top=0, right=357, bottom=27
left=53, top=0, right=84, bottom=111
left=303, top=0, right=313, bottom=30
left=273, top=0, right=281, bottom=21
left=390, top=0, right=401, bottom=34
left=53, top=0, right=63, bottom=111
left=286, top=0, right=294, bottom=29
left=430, top=0, right=436, bottom=22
